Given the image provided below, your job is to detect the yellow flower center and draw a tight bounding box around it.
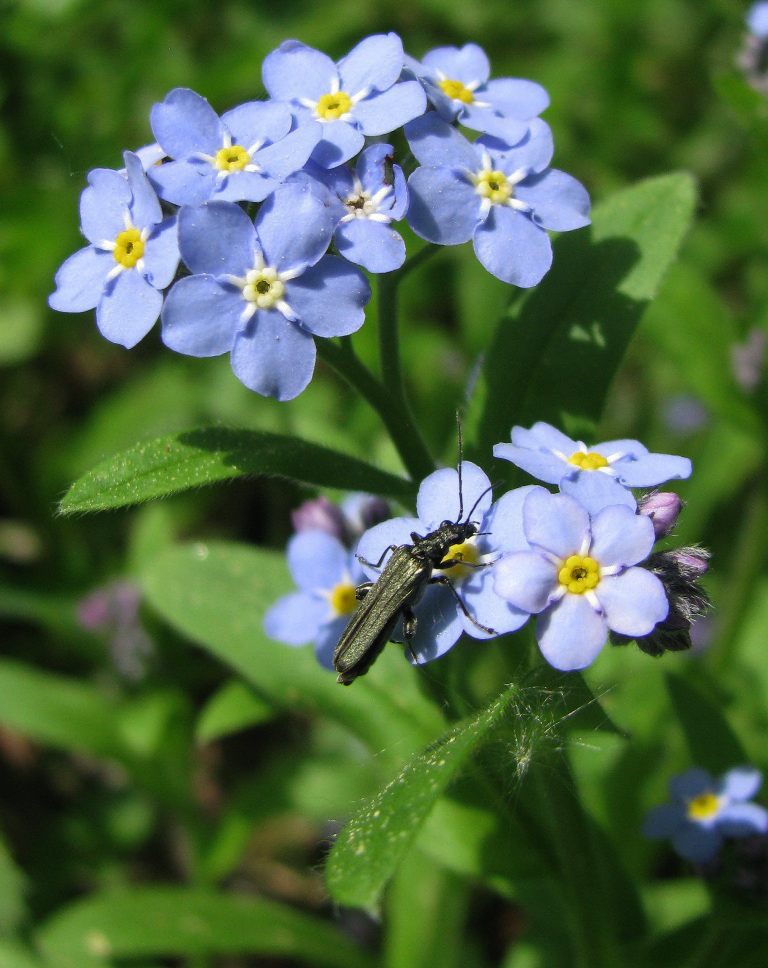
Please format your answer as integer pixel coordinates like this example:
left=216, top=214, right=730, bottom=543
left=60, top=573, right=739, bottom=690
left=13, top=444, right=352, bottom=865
left=214, top=144, right=250, bottom=172
left=568, top=451, right=609, bottom=471
left=315, top=91, right=353, bottom=120
left=113, top=228, right=144, bottom=268
left=440, top=540, right=480, bottom=582
left=330, top=582, right=358, bottom=616
left=241, top=268, right=285, bottom=309
left=475, top=170, right=513, bottom=205
left=439, top=78, right=474, bottom=104
left=558, top=555, right=600, bottom=595
left=687, top=792, right=721, bottom=821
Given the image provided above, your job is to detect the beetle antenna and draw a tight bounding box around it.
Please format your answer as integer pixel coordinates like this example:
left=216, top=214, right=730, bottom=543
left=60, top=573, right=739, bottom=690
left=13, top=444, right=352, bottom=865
left=464, top=481, right=494, bottom=524
left=456, top=411, right=464, bottom=521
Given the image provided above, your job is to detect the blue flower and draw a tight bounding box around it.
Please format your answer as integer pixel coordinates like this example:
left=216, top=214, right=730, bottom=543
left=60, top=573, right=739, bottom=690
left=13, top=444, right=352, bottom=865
left=291, top=493, right=391, bottom=544
left=405, top=43, right=549, bottom=143
left=297, top=144, right=409, bottom=272
left=493, top=421, right=692, bottom=513
left=48, top=152, right=180, bottom=348
left=264, top=531, right=366, bottom=670
left=262, top=34, right=427, bottom=168
left=355, top=463, right=535, bottom=665
left=405, top=114, right=589, bottom=286
left=492, top=489, right=668, bottom=670
left=160, top=185, right=370, bottom=400
left=148, top=88, right=321, bottom=205
left=748, top=1, right=768, bottom=38
left=643, top=767, right=768, bottom=863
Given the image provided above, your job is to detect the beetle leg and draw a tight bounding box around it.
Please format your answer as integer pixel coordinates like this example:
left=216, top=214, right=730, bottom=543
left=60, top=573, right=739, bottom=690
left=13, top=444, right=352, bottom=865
left=355, top=581, right=373, bottom=601
left=402, top=606, right=419, bottom=663
left=357, top=544, right=399, bottom=570
left=430, top=575, right=497, bottom=635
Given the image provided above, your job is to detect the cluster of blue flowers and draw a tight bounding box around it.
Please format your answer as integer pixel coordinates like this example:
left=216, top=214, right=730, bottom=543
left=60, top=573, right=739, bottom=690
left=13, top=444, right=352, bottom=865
left=266, top=420, right=700, bottom=673
left=48, top=35, right=590, bottom=400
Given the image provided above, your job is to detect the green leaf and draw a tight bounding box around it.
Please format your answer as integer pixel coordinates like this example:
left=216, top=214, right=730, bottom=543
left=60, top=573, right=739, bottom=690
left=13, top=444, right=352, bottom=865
left=665, top=673, right=747, bottom=773
left=142, top=541, right=443, bottom=762
left=0, top=939, right=46, bottom=968
left=468, top=173, right=697, bottom=460
left=0, top=831, right=27, bottom=934
left=60, top=426, right=414, bottom=515
left=324, top=684, right=520, bottom=914
left=35, top=888, right=376, bottom=968
left=196, top=679, right=276, bottom=742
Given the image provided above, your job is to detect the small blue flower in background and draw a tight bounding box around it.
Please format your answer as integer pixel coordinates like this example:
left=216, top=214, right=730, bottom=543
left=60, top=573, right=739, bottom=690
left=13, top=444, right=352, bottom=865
left=747, top=1, right=768, bottom=38
left=262, top=34, right=426, bottom=168
left=160, top=184, right=370, bottom=400
left=405, top=115, right=589, bottom=286
left=264, top=531, right=366, bottom=669
left=148, top=88, right=321, bottom=206
left=48, top=152, right=180, bottom=348
left=406, top=43, right=549, bottom=144
left=356, top=463, right=536, bottom=665
left=291, top=493, right=391, bottom=544
left=297, top=144, right=409, bottom=272
left=643, top=766, right=768, bottom=862
left=493, top=489, right=668, bottom=670
left=494, top=421, right=692, bottom=512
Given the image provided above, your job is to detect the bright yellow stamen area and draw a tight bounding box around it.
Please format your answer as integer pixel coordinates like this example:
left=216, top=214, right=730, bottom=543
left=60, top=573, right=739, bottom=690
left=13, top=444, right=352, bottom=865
left=568, top=451, right=609, bottom=471
left=475, top=170, right=513, bottom=205
left=439, top=78, right=474, bottom=104
left=330, top=582, right=358, bottom=616
left=315, top=91, right=352, bottom=120
left=214, top=144, right=250, bottom=172
left=558, top=555, right=600, bottom=595
left=113, top=228, right=144, bottom=268
left=687, top=792, right=721, bottom=821
left=440, top=540, right=480, bottom=582
left=242, top=268, right=285, bottom=309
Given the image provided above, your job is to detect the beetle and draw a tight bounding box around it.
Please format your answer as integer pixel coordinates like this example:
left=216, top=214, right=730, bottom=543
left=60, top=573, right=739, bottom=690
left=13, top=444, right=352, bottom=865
left=332, top=449, right=496, bottom=685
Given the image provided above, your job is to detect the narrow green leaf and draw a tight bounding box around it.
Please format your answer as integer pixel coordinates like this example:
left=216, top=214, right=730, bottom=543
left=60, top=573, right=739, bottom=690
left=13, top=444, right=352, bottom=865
left=142, top=542, right=443, bottom=762
left=36, top=888, right=376, bottom=968
left=196, top=679, right=276, bottom=742
left=324, top=684, right=520, bottom=914
left=468, top=173, right=697, bottom=460
left=60, top=425, right=414, bottom=515
left=0, top=832, right=27, bottom=934
left=665, top=673, right=747, bottom=773
left=0, top=939, right=46, bottom=968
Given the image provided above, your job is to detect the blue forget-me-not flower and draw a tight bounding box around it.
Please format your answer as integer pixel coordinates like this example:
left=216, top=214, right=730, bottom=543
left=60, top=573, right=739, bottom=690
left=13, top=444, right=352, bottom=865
left=493, top=489, right=668, bottom=671
left=48, top=152, right=180, bottom=348
left=160, top=184, right=370, bottom=400
left=643, top=766, right=768, bottom=863
left=405, top=115, right=590, bottom=286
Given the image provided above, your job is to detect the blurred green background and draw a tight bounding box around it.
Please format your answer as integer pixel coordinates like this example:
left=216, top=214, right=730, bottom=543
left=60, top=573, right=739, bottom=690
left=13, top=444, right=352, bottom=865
left=2, top=0, right=768, bottom=964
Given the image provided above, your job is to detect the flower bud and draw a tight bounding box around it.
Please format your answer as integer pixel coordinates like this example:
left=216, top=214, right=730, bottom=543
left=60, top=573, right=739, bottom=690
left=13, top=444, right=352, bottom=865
left=637, top=491, right=683, bottom=539
left=291, top=497, right=348, bottom=541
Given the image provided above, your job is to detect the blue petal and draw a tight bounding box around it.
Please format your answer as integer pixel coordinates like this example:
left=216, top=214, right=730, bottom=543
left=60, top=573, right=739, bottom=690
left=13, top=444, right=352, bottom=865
left=79, top=169, right=131, bottom=244
left=285, top=256, right=369, bottom=336
left=483, top=77, right=550, bottom=118
left=643, top=804, right=686, bottom=839
left=255, top=122, right=323, bottom=179
left=459, top=105, right=528, bottom=143
left=220, top=100, right=292, bottom=149
left=123, top=151, right=162, bottom=228
left=407, top=167, right=480, bottom=244
left=417, top=462, right=492, bottom=531
left=492, top=442, right=566, bottom=484
left=720, top=766, right=764, bottom=802
left=178, top=201, right=256, bottom=277
left=422, top=44, right=490, bottom=85
left=264, top=591, right=328, bottom=645
left=315, top=616, right=349, bottom=670
left=669, top=768, right=715, bottom=802
left=150, top=87, right=223, bottom=159
left=614, top=453, right=693, bottom=488
left=287, top=530, right=347, bottom=591
left=536, top=595, right=607, bottom=671
left=48, top=246, right=112, bottom=312
left=716, top=802, right=768, bottom=836
left=262, top=40, right=338, bottom=101
left=671, top=825, right=721, bottom=863
left=335, top=219, right=405, bottom=273
left=459, top=566, right=529, bottom=638
left=482, top=485, right=544, bottom=554
left=405, top=113, right=479, bottom=169
left=338, top=33, right=404, bottom=95
left=407, top=583, right=464, bottom=664
left=96, top=270, right=162, bottom=348
left=595, top=568, right=668, bottom=637
left=161, top=275, right=242, bottom=356
left=256, top=186, right=333, bottom=270
left=522, top=490, right=590, bottom=559
left=589, top=505, right=655, bottom=567
left=518, top=169, right=591, bottom=231
left=477, top=119, right=554, bottom=173
left=355, top=517, right=421, bottom=581
left=514, top=421, right=578, bottom=454
left=213, top=171, right=278, bottom=204
left=352, top=81, right=427, bottom=136
left=147, top=160, right=216, bottom=206
left=230, top=310, right=316, bottom=400
left=492, top=550, right=558, bottom=614
left=143, top=216, right=180, bottom=289
left=594, top=438, right=647, bottom=458
left=356, top=142, right=394, bottom=191
left=473, top=207, right=552, bottom=287
left=560, top=473, right=637, bottom=516
left=310, top=121, right=365, bottom=168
